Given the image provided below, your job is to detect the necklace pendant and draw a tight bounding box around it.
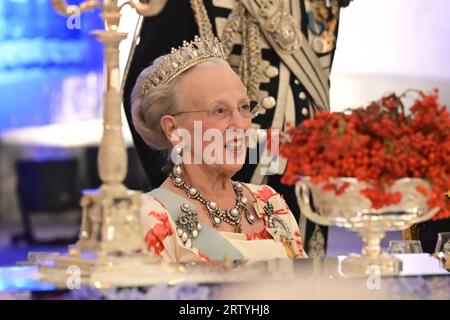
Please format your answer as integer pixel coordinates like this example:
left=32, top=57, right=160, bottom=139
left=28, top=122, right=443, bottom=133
left=245, top=208, right=255, bottom=224
left=213, top=216, right=221, bottom=225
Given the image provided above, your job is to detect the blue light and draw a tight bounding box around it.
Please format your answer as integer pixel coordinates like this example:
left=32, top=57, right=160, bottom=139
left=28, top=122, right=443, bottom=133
left=0, top=266, right=55, bottom=292
left=0, top=0, right=103, bottom=132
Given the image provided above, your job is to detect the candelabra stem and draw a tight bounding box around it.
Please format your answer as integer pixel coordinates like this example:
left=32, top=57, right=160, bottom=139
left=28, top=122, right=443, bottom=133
left=32, top=0, right=172, bottom=288
left=93, top=31, right=128, bottom=192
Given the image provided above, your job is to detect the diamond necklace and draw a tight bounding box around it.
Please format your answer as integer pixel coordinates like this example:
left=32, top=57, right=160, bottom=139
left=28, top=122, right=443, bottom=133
left=169, top=164, right=255, bottom=232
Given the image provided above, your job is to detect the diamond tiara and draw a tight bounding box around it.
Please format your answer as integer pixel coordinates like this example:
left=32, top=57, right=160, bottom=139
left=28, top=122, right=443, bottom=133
left=141, top=36, right=227, bottom=94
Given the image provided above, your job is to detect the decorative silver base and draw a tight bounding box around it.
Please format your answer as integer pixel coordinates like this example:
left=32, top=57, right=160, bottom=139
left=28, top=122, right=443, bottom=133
left=32, top=252, right=183, bottom=289
left=25, top=185, right=184, bottom=289
left=339, top=253, right=403, bottom=278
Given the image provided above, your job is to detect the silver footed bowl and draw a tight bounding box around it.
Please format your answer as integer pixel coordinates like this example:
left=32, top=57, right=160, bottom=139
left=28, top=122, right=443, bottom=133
left=295, top=177, right=439, bottom=277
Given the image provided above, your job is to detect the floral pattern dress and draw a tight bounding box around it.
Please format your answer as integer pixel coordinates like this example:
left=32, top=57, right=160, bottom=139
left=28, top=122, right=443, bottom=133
left=140, top=183, right=307, bottom=263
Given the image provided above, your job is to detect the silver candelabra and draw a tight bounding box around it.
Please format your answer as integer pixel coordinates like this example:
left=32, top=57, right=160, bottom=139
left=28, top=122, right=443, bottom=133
left=24, top=0, right=178, bottom=288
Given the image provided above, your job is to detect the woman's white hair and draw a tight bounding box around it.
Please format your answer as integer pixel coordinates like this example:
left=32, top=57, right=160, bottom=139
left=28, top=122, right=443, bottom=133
left=131, top=55, right=181, bottom=150
left=131, top=57, right=227, bottom=150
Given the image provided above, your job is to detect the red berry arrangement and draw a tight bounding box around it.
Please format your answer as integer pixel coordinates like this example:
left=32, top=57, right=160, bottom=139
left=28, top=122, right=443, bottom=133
left=280, top=89, right=450, bottom=220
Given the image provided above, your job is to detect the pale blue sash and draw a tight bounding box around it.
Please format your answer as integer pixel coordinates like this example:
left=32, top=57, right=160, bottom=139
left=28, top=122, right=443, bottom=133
left=148, top=188, right=245, bottom=261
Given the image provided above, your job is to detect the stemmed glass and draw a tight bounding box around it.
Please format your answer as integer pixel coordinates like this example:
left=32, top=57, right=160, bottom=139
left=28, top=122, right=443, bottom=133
left=388, top=240, right=423, bottom=254
left=435, top=232, right=450, bottom=259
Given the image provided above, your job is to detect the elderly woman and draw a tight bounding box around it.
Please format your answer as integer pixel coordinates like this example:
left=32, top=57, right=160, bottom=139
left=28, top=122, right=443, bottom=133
left=131, top=37, right=306, bottom=262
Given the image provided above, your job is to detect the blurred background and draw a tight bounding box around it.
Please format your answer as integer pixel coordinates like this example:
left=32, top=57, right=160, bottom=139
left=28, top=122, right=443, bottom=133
left=0, top=0, right=449, bottom=266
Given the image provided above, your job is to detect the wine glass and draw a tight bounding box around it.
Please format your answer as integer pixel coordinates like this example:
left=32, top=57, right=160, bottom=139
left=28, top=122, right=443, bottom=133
left=388, top=240, right=423, bottom=254
left=435, top=232, right=450, bottom=259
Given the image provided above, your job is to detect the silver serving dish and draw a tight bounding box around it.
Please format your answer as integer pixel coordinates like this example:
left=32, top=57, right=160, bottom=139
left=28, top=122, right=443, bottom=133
left=296, top=177, right=439, bottom=277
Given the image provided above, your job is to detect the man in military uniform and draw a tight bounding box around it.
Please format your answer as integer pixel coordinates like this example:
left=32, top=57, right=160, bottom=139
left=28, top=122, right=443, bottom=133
left=123, top=0, right=351, bottom=257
